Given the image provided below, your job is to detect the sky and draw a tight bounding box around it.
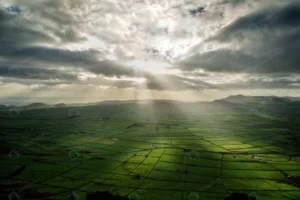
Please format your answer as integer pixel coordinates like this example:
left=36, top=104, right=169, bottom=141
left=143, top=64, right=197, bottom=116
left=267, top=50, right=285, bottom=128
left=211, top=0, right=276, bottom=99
left=0, top=0, right=299, bottom=105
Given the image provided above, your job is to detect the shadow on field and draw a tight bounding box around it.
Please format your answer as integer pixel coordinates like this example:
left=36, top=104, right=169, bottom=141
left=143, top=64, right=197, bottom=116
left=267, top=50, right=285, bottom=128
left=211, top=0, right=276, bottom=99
left=85, top=191, right=128, bottom=200
left=224, top=192, right=256, bottom=200
left=84, top=191, right=257, bottom=200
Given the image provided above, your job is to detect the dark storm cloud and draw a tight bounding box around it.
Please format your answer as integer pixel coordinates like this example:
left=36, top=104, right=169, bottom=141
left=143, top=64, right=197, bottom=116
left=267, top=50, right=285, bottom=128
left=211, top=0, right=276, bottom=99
left=0, top=1, right=87, bottom=55
left=189, top=7, right=205, bottom=16
left=0, top=10, right=54, bottom=55
left=143, top=48, right=160, bottom=56
left=175, top=45, right=300, bottom=74
left=0, top=65, right=77, bottom=80
left=1, top=46, right=136, bottom=78
left=0, top=77, right=70, bottom=86
left=176, top=50, right=245, bottom=72
left=3, top=46, right=91, bottom=65
left=176, top=1, right=300, bottom=74
left=0, top=0, right=298, bottom=95
left=0, top=2, right=137, bottom=80
left=220, top=77, right=300, bottom=89
left=210, top=2, right=300, bottom=42
left=86, top=60, right=135, bottom=77
left=174, top=49, right=257, bottom=73
left=7, top=6, right=21, bottom=13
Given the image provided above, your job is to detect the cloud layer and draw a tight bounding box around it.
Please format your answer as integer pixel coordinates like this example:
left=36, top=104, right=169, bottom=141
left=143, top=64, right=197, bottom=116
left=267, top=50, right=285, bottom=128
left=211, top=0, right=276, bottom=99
left=0, top=0, right=299, bottom=104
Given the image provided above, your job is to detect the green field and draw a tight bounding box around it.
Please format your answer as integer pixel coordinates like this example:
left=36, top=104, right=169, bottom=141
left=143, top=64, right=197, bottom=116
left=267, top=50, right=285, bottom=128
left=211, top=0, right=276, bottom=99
left=0, top=102, right=299, bottom=200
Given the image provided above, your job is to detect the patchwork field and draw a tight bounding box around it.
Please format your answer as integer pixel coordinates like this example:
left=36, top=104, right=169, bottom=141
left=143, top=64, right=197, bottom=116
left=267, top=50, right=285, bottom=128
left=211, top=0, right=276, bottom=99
left=0, top=102, right=299, bottom=200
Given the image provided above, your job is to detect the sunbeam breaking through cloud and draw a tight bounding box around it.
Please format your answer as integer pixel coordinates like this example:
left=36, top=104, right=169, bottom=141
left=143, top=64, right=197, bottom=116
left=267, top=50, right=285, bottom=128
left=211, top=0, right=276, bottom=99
left=0, top=0, right=299, bottom=105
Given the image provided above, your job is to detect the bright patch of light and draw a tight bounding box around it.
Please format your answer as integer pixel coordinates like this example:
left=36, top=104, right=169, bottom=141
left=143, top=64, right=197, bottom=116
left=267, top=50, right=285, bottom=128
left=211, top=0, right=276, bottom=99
left=78, top=73, right=97, bottom=80
left=204, top=74, right=245, bottom=84
left=105, top=76, right=146, bottom=83
left=66, top=34, right=107, bottom=52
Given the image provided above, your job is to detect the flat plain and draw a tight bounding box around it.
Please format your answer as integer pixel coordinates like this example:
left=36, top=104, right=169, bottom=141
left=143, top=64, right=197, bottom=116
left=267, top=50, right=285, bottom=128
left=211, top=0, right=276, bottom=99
left=0, top=100, right=299, bottom=200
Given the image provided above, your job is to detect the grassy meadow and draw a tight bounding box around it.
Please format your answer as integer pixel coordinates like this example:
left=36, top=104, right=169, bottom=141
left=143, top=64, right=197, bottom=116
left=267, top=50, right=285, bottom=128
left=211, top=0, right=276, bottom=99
left=0, top=101, right=299, bottom=200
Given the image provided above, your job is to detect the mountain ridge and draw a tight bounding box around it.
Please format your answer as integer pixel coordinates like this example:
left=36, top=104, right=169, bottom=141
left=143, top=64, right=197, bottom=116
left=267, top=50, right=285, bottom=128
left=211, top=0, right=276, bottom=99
left=1, top=95, right=299, bottom=108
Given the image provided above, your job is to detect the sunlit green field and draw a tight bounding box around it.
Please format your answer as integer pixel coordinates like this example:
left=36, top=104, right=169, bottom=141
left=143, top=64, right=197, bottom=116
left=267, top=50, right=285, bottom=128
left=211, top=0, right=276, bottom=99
left=0, top=102, right=299, bottom=200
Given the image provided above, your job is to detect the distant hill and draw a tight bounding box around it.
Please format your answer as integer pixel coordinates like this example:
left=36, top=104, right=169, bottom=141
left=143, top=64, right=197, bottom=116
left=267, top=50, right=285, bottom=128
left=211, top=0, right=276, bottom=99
left=211, top=99, right=237, bottom=106
left=286, top=97, right=300, bottom=101
left=0, top=104, right=8, bottom=109
left=216, top=95, right=292, bottom=104
left=3, top=96, right=299, bottom=109
left=220, top=95, right=253, bottom=103
left=0, top=104, right=20, bottom=111
left=260, top=97, right=290, bottom=104
left=24, top=103, right=47, bottom=109
left=96, top=99, right=183, bottom=105
left=54, top=103, right=66, bottom=107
